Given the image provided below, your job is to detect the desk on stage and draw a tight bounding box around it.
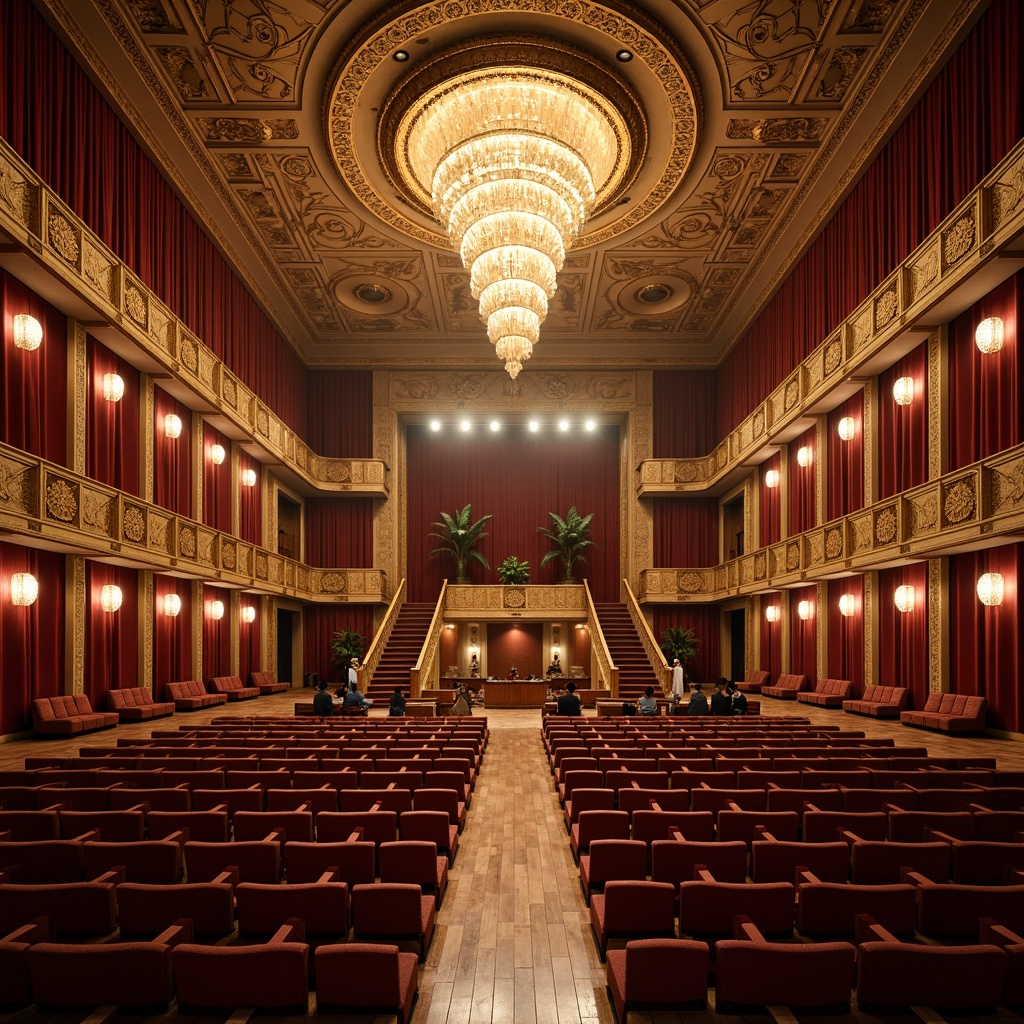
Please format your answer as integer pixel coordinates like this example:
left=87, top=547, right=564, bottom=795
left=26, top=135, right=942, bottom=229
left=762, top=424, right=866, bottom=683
left=483, top=679, right=550, bottom=708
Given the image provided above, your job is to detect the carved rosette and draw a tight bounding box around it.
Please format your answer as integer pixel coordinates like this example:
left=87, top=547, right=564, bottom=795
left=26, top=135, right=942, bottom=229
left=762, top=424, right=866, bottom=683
left=256, top=407, right=270, bottom=437
left=48, top=212, right=80, bottom=265
left=123, top=505, right=146, bottom=543
left=752, top=410, right=765, bottom=437
left=178, top=524, right=197, bottom=558
left=677, top=571, right=702, bottom=594
left=874, top=506, right=897, bottom=545
left=785, top=543, right=800, bottom=571
left=502, top=586, right=526, bottom=609
left=222, top=375, right=238, bottom=408
left=825, top=528, right=843, bottom=560
left=673, top=460, right=698, bottom=483
left=942, top=478, right=976, bottom=525
left=784, top=379, right=799, bottom=410
left=124, top=283, right=148, bottom=328
left=754, top=552, right=766, bottom=579
left=874, top=288, right=898, bottom=330
left=942, top=212, right=975, bottom=267
left=45, top=478, right=78, bottom=523
left=179, top=337, right=199, bottom=373
left=319, top=572, right=347, bottom=593
left=221, top=542, right=237, bottom=570
left=256, top=553, right=268, bottom=579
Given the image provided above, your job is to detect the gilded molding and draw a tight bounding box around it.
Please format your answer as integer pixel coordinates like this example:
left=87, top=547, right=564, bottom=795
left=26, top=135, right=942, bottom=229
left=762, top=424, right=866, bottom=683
left=141, top=375, right=154, bottom=504
left=67, top=320, right=87, bottom=476
left=139, top=570, right=153, bottom=690
left=191, top=579, right=203, bottom=681
left=927, top=557, right=948, bottom=694
left=443, top=585, right=588, bottom=617
left=927, top=328, right=945, bottom=480
left=66, top=556, right=86, bottom=696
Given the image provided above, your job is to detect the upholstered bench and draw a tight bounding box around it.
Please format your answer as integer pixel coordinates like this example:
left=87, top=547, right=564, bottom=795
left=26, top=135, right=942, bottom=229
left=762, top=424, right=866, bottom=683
left=32, top=695, right=119, bottom=736
left=165, top=680, right=227, bottom=711
left=209, top=676, right=259, bottom=701
left=761, top=673, right=808, bottom=699
left=106, top=687, right=176, bottom=721
left=249, top=671, right=289, bottom=695
left=843, top=685, right=908, bottom=718
left=797, top=678, right=852, bottom=708
left=736, top=670, right=769, bottom=694
left=901, top=693, right=987, bottom=733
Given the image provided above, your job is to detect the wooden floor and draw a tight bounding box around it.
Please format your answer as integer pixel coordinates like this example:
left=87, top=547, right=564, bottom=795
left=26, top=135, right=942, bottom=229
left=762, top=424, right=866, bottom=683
left=2, top=694, right=1023, bottom=1024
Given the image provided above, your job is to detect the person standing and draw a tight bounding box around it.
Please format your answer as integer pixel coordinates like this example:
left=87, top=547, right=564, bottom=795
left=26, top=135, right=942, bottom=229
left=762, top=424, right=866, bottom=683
left=671, top=658, right=685, bottom=698
left=348, top=657, right=360, bottom=688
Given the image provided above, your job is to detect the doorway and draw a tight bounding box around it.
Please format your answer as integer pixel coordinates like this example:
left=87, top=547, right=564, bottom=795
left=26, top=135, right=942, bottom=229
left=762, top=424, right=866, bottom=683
left=277, top=609, right=293, bottom=683
left=729, top=609, right=745, bottom=682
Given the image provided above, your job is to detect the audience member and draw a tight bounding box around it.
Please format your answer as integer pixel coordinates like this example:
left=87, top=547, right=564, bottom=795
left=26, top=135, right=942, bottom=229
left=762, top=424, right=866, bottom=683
left=709, top=678, right=732, bottom=715
left=686, top=682, right=709, bottom=716
left=557, top=680, right=582, bottom=716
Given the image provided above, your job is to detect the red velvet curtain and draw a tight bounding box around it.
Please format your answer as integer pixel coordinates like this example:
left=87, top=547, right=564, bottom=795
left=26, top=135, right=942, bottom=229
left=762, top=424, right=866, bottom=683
left=405, top=424, right=621, bottom=602
left=652, top=370, right=718, bottom=458
left=302, top=605, right=377, bottom=684
left=1, top=270, right=67, bottom=464
left=239, top=453, right=262, bottom=546
left=879, top=344, right=929, bottom=499
left=487, top=623, right=543, bottom=679
left=787, top=426, right=817, bottom=536
left=949, top=270, right=1022, bottom=469
left=949, top=544, right=1023, bottom=733
left=153, top=388, right=191, bottom=516
left=153, top=574, right=192, bottom=692
left=304, top=498, right=375, bottom=568
left=84, top=562, right=138, bottom=706
left=653, top=499, right=719, bottom=567
left=238, top=598, right=261, bottom=685
left=86, top=335, right=140, bottom=495
left=306, top=370, right=375, bottom=459
left=0, top=542, right=64, bottom=734
left=759, top=454, right=781, bottom=548
left=759, top=594, right=783, bottom=683
left=652, top=606, right=721, bottom=685
left=202, top=424, right=230, bottom=533
left=202, top=584, right=230, bottom=681
left=788, top=584, right=818, bottom=685
left=827, top=576, right=864, bottom=694
left=826, top=393, right=864, bottom=521
left=878, top=563, right=929, bottom=709
left=716, top=0, right=1023, bottom=436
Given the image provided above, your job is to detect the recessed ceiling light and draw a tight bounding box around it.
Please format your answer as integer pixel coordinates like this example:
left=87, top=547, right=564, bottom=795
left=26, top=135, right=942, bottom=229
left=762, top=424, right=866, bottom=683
left=616, top=49, right=633, bottom=62
left=459, top=419, right=471, bottom=432
left=489, top=420, right=501, bottom=432
left=528, top=420, right=540, bottom=433
left=584, top=419, right=596, bottom=432
left=558, top=419, right=570, bottom=432
left=429, top=419, right=441, bottom=432
left=393, top=50, right=410, bottom=62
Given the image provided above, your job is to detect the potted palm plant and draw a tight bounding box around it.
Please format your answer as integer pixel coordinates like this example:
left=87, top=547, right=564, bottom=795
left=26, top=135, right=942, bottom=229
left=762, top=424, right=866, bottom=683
left=329, top=629, right=365, bottom=680
left=428, top=504, right=493, bottom=583
left=660, top=626, right=699, bottom=682
left=538, top=506, right=595, bottom=583
left=497, top=555, right=531, bottom=584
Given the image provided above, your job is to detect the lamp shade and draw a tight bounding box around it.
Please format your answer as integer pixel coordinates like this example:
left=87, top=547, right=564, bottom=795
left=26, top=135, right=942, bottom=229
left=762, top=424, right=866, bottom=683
left=10, top=572, right=38, bottom=606
left=838, top=593, right=855, bottom=617
left=797, top=600, right=812, bottom=620
left=838, top=417, right=855, bottom=441
left=164, top=413, right=182, bottom=438
left=241, top=468, right=257, bottom=487
left=975, top=316, right=1004, bottom=354
left=764, top=469, right=780, bottom=488
left=210, top=444, right=226, bottom=465
left=976, top=572, right=1004, bottom=606
left=796, top=446, right=813, bottom=468
left=765, top=604, right=780, bottom=623
left=892, top=377, right=915, bottom=406
left=210, top=599, right=225, bottom=620
left=894, top=584, right=915, bottom=613
left=163, top=593, right=182, bottom=617
left=100, top=585, right=123, bottom=613
left=13, top=313, right=42, bottom=350
left=241, top=605, right=256, bottom=623
left=102, top=373, right=125, bottom=402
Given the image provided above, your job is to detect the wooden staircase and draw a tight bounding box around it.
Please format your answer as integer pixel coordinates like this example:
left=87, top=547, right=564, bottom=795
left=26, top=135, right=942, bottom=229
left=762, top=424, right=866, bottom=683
left=364, top=603, right=436, bottom=702
left=594, top=602, right=660, bottom=701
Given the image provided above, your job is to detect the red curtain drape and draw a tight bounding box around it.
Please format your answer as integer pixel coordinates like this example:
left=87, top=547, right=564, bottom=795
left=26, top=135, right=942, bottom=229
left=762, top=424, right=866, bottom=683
left=759, top=594, right=783, bottom=683
left=239, top=453, right=262, bottom=546
left=827, top=575, right=864, bottom=694
left=86, top=335, right=140, bottom=495
left=153, top=388, right=191, bottom=516
left=304, top=498, right=375, bottom=568
left=879, top=344, right=929, bottom=499
left=878, top=563, right=929, bottom=709
left=202, top=584, right=230, bottom=681
left=404, top=424, right=621, bottom=602
left=302, top=605, right=377, bottom=684
left=202, top=424, right=230, bottom=533
left=306, top=370, right=375, bottom=459
left=826, top=393, right=864, bottom=521
left=949, top=270, right=1022, bottom=469
left=652, top=370, right=718, bottom=458
left=759, top=454, right=781, bottom=548
left=84, top=562, right=138, bottom=707
left=487, top=623, right=543, bottom=679
left=652, top=606, right=721, bottom=685
left=653, top=499, right=719, bottom=567
left=787, top=426, right=817, bottom=537
left=0, top=542, right=64, bottom=734
left=1, top=270, right=67, bottom=464
left=238, top=599, right=261, bottom=685
left=788, top=583, right=818, bottom=685
left=716, top=0, right=1023, bottom=436
left=949, top=543, right=1023, bottom=733
left=153, top=574, right=192, bottom=693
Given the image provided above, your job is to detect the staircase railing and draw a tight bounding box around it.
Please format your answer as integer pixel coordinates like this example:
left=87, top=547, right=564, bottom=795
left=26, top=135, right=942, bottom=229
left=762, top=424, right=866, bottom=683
left=585, top=580, right=618, bottom=698
left=410, top=582, right=448, bottom=697
left=359, top=578, right=406, bottom=692
left=623, top=577, right=672, bottom=696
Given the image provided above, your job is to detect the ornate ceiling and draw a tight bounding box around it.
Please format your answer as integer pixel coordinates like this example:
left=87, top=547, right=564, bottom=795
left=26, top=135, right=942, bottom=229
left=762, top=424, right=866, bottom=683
left=39, top=0, right=982, bottom=371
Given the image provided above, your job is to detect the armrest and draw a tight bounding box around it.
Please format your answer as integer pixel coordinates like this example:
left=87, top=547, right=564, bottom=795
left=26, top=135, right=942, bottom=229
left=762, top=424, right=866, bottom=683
left=796, top=869, right=821, bottom=887
left=979, top=918, right=1024, bottom=947
left=649, top=801, right=663, bottom=813
left=262, top=828, right=286, bottom=843
left=753, top=826, right=776, bottom=843
left=1, top=917, right=49, bottom=944
left=836, top=829, right=861, bottom=845
left=91, top=867, right=126, bottom=885
left=803, top=803, right=822, bottom=813
left=269, top=918, right=305, bottom=944
left=668, top=826, right=686, bottom=843
left=345, top=829, right=365, bottom=843
left=630, top=780, right=641, bottom=789
left=213, top=868, right=240, bottom=887
left=70, top=830, right=102, bottom=843
left=370, top=801, right=384, bottom=813
left=923, top=829, right=958, bottom=844
left=0, top=831, right=10, bottom=841
left=316, top=870, right=339, bottom=883
left=898, top=869, right=930, bottom=887
left=732, top=915, right=766, bottom=943
left=694, top=867, right=715, bottom=883
left=725, top=800, right=741, bottom=812
left=153, top=919, right=194, bottom=947
left=855, top=914, right=897, bottom=944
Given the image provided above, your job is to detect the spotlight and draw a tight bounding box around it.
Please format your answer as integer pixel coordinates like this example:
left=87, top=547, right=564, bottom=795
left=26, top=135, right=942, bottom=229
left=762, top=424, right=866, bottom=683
left=393, top=49, right=410, bottom=62
left=459, top=419, right=471, bottom=432
left=584, top=419, right=596, bottom=432
left=616, top=49, right=633, bottom=62
left=528, top=420, right=539, bottom=433
left=489, top=420, right=501, bottom=432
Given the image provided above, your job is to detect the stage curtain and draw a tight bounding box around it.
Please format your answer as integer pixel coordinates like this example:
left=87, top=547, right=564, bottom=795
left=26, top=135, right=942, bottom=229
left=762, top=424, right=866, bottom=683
left=306, top=370, right=375, bottom=459
left=202, top=584, right=230, bottom=681
left=826, top=393, right=864, bottom=521
left=759, top=454, right=781, bottom=548
left=758, top=594, right=783, bottom=683
left=0, top=0, right=307, bottom=436
left=949, top=543, right=1023, bottom=733
left=87, top=335, right=140, bottom=495
left=878, top=563, right=929, bottom=709
left=0, top=542, right=64, bottom=735
left=1, top=270, right=67, bottom=464
left=404, top=424, right=621, bottom=602
left=202, top=424, right=230, bottom=533
left=827, top=576, right=864, bottom=694
left=239, top=452, right=262, bottom=546
left=653, top=498, right=719, bottom=567
left=879, top=344, right=928, bottom=499
left=715, top=0, right=1023, bottom=436
left=84, top=561, right=138, bottom=707
left=238, top=599, right=261, bottom=686
left=788, top=584, right=818, bottom=686
left=153, top=574, right=191, bottom=693
left=949, top=270, right=1022, bottom=469
left=652, top=606, right=721, bottom=685
left=787, top=426, right=817, bottom=537
left=487, top=623, right=543, bottom=679
left=652, top=370, right=718, bottom=458
left=302, top=605, right=377, bottom=684
left=153, top=388, right=191, bottom=516
left=304, top=498, right=375, bottom=568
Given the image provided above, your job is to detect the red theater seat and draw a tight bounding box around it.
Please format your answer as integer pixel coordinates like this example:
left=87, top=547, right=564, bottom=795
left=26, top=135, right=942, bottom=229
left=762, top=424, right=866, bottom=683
left=315, top=943, right=419, bottom=1023
left=605, top=939, right=709, bottom=1019
left=589, top=880, right=676, bottom=959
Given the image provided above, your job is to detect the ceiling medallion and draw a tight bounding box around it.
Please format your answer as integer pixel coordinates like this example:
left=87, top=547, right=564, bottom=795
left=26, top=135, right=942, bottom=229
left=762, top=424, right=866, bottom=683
left=636, top=283, right=673, bottom=304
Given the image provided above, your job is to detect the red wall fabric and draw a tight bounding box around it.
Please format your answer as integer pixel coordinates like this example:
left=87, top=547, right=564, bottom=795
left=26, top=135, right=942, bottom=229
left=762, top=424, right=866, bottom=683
left=652, top=606, right=721, bottom=685
left=238, top=600, right=261, bottom=685
left=948, top=270, right=1022, bottom=469
left=302, top=605, right=377, bottom=684
left=826, top=393, right=864, bottom=521
left=758, top=594, right=783, bottom=684
left=202, top=424, right=231, bottom=533
left=239, top=452, right=262, bottom=546
left=306, top=370, right=375, bottom=459
left=304, top=498, right=375, bottom=568
left=759, top=454, right=781, bottom=548
left=787, top=426, right=817, bottom=537
left=653, top=499, right=719, bottom=567
left=878, top=563, right=929, bottom=710
left=1, top=270, right=67, bottom=465
left=84, top=562, right=138, bottom=707
left=153, top=388, right=191, bottom=516
left=879, top=344, right=929, bottom=499
left=202, top=585, right=230, bottom=681
left=404, top=424, right=621, bottom=602
left=487, top=623, right=543, bottom=679
left=0, top=542, right=64, bottom=734
left=153, top=574, right=191, bottom=693
left=788, top=584, right=818, bottom=685
left=652, top=370, right=718, bottom=458
left=87, top=335, right=140, bottom=495
left=827, top=576, right=865, bottom=694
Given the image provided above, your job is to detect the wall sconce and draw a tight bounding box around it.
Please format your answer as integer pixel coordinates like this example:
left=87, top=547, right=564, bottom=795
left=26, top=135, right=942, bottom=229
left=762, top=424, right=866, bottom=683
left=164, top=413, right=182, bottom=438
left=163, top=593, right=182, bottom=617
left=894, top=585, right=915, bottom=613
left=796, top=446, right=813, bottom=468
left=838, top=593, right=855, bottom=617
left=797, top=600, right=813, bottom=621
left=210, top=444, right=226, bottom=465
left=100, top=585, right=123, bottom=613
left=102, top=373, right=125, bottom=402
left=976, top=572, right=1004, bottom=606
left=838, top=417, right=855, bottom=441
left=241, top=468, right=257, bottom=487
left=10, top=572, right=38, bottom=606
left=892, top=377, right=915, bottom=406
left=241, top=605, right=256, bottom=624
left=13, top=313, right=42, bottom=351
left=210, top=600, right=225, bottom=620
left=765, top=605, right=780, bottom=623
left=764, top=469, right=780, bottom=488
left=975, top=316, right=1004, bottom=354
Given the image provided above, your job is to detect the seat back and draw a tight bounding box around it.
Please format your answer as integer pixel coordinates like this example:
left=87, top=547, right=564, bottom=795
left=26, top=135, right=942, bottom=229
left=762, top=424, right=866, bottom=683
left=117, top=881, right=234, bottom=937
left=602, top=880, right=676, bottom=930
left=796, top=882, right=916, bottom=936
left=284, top=840, right=375, bottom=887
left=652, top=839, right=748, bottom=885
left=677, top=881, right=795, bottom=935
left=236, top=880, right=350, bottom=937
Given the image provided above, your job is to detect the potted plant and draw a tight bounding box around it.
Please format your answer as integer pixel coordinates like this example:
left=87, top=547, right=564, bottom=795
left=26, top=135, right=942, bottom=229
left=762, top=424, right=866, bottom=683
left=538, top=506, right=595, bottom=583
left=330, top=629, right=365, bottom=680
left=428, top=504, right=493, bottom=583
left=660, top=626, right=699, bottom=681
left=497, top=555, right=531, bottom=585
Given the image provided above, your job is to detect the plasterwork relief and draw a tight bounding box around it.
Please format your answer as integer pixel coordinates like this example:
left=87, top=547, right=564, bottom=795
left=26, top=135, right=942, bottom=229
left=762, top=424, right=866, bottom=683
left=264, top=597, right=276, bottom=677
left=927, top=328, right=945, bottom=481
left=67, top=320, right=87, bottom=476
left=0, top=149, right=38, bottom=231
left=141, top=375, right=155, bottom=504
left=191, top=580, right=203, bottom=681
left=927, top=557, right=948, bottom=694
left=67, top=556, right=86, bottom=695
left=140, top=570, right=153, bottom=691
left=816, top=580, right=828, bottom=683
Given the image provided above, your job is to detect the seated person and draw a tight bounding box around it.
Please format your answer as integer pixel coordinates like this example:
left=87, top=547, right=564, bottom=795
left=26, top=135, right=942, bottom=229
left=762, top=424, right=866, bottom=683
left=638, top=685, right=660, bottom=715
left=344, top=680, right=373, bottom=711
left=556, top=680, right=582, bottom=716
left=709, top=678, right=732, bottom=715
left=389, top=687, right=406, bottom=716
left=312, top=680, right=334, bottom=718
left=727, top=680, right=748, bottom=715
left=686, top=682, right=709, bottom=716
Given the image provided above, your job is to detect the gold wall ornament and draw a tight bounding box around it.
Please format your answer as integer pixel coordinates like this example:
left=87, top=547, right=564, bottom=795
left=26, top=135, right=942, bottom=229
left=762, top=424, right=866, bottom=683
left=45, top=478, right=78, bottom=522
left=874, top=506, right=897, bottom=544
left=48, top=212, right=79, bottom=264
left=943, top=478, right=976, bottom=524
left=942, top=212, right=975, bottom=265
left=825, top=528, right=843, bottom=559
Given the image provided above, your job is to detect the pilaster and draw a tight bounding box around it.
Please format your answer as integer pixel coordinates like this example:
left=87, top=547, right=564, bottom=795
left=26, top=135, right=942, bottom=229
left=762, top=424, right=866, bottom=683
left=928, top=557, right=949, bottom=693
left=65, top=555, right=86, bottom=695
left=864, top=570, right=879, bottom=689
left=863, top=380, right=876, bottom=507
left=191, top=412, right=203, bottom=522
left=191, top=579, right=204, bottom=680
left=816, top=580, right=828, bottom=682
left=139, top=570, right=153, bottom=691
left=140, top=375, right=155, bottom=504
left=66, top=320, right=87, bottom=476
left=779, top=444, right=790, bottom=541
left=814, top=416, right=825, bottom=527
left=928, top=327, right=948, bottom=481
left=779, top=589, right=791, bottom=672
left=229, top=590, right=240, bottom=677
